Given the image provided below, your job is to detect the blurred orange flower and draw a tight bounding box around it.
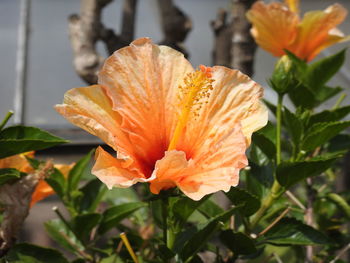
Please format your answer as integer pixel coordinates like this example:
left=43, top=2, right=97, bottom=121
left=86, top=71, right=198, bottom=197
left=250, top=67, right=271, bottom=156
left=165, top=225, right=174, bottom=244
left=0, top=152, right=34, bottom=173
left=55, top=38, right=267, bottom=200
left=247, top=0, right=349, bottom=61
left=0, top=152, right=73, bottom=207
left=30, top=163, right=73, bottom=207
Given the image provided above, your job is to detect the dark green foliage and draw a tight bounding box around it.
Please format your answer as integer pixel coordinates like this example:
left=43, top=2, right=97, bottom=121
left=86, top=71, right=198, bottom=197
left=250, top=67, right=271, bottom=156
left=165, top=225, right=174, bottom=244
left=0, top=126, right=67, bottom=158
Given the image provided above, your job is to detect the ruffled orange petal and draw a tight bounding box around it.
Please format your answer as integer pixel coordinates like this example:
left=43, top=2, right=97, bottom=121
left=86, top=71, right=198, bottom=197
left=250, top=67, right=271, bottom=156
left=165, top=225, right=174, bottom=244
left=149, top=124, right=247, bottom=200
left=291, top=4, right=348, bottom=61
left=247, top=1, right=299, bottom=57
left=92, top=146, right=152, bottom=189
left=55, top=85, right=146, bottom=176
left=98, top=38, right=194, bottom=177
left=179, top=66, right=267, bottom=158
left=149, top=66, right=266, bottom=200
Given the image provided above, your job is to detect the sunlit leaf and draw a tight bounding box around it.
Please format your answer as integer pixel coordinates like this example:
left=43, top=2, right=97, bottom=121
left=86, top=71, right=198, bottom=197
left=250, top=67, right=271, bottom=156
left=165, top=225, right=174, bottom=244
left=45, top=219, right=84, bottom=254
left=260, top=218, right=330, bottom=246
left=0, top=126, right=67, bottom=158
left=276, top=154, right=341, bottom=189
left=302, top=121, right=350, bottom=151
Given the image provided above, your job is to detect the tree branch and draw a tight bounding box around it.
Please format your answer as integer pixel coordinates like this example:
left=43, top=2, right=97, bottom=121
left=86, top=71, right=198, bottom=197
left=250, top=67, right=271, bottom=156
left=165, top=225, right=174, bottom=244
left=68, top=0, right=138, bottom=84
left=211, top=0, right=257, bottom=76
left=0, top=162, right=53, bottom=256
left=230, top=0, right=257, bottom=76
left=211, top=9, right=232, bottom=68
left=157, top=0, right=192, bottom=58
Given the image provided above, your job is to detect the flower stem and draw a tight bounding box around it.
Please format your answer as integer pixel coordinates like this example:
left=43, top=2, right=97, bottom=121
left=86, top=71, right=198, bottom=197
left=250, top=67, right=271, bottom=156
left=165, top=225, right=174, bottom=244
left=0, top=111, right=13, bottom=131
left=251, top=94, right=284, bottom=229
left=161, top=196, right=168, bottom=246
left=161, top=194, right=175, bottom=252
left=276, top=94, right=283, bottom=165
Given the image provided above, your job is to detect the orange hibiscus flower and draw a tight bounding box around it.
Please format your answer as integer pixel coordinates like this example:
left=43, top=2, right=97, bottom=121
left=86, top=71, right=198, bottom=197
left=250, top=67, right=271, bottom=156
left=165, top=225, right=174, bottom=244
left=55, top=38, right=267, bottom=200
left=247, top=0, right=349, bottom=61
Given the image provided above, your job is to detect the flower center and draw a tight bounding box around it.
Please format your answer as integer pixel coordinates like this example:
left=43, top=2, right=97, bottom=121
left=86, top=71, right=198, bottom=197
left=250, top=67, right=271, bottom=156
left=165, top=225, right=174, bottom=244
left=167, top=65, right=214, bottom=151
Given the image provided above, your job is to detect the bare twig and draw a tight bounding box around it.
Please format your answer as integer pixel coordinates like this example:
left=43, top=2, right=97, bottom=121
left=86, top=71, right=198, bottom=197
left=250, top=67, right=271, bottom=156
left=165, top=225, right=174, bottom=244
left=257, top=207, right=290, bottom=237
left=157, top=0, right=192, bottom=57
left=68, top=0, right=138, bottom=84
left=273, top=252, right=283, bottom=263
left=285, top=190, right=306, bottom=211
left=330, top=243, right=350, bottom=263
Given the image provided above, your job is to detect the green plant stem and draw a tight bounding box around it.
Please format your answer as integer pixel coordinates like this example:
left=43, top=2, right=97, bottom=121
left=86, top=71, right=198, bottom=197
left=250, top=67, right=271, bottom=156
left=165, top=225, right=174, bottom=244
left=0, top=111, right=13, bottom=131
left=251, top=94, right=284, bottom=229
left=161, top=196, right=168, bottom=246
left=161, top=195, right=175, bottom=252
left=276, top=94, right=283, bottom=165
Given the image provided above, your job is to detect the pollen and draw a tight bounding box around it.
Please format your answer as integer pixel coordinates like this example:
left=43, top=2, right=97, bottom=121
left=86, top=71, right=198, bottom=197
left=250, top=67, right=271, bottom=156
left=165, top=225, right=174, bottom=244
left=168, top=65, right=214, bottom=151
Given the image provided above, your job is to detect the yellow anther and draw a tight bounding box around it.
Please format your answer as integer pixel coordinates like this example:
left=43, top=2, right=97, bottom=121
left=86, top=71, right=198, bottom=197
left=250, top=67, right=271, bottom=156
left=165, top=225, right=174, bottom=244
left=168, top=66, right=214, bottom=151
left=284, top=0, right=299, bottom=13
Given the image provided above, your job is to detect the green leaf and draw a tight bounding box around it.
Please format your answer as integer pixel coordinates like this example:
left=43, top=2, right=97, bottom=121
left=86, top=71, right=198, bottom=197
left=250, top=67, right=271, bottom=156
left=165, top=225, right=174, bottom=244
left=252, top=133, right=275, bottom=160
left=67, top=150, right=94, bottom=193
left=285, top=50, right=308, bottom=75
left=302, top=121, right=350, bottom=151
left=326, top=193, right=350, bottom=219
left=262, top=99, right=277, bottom=116
left=0, top=168, right=24, bottom=185
left=78, top=179, right=105, bottom=212
left=172, top=196, right=209, bottom=228
left=72, top=213, right=102, bottom=240
left=226, top=187, right=260, bottom=216
left=314, top=85, right=342, bottom=104
left=308, top=106, right=350, bottom=127
left=276, top=155, right=340, bottom=189
left=98, top=202, right=146, bottom=234
left=260, top=218, right=330, bottom=246
left=0, top=126, right=67, bottom=158
left=288, top=83, right=318, bottom=109
left=283, top=107, right=303, bottom=147
left=197, top=198, right=224, bottom=219
left=180, top=206, right=240, bottom=262
left=44, top=219, right=84, bottom=253
left=304, top=49, right=346, bottom=92
left=328, top=134, right=350, bottom=152
left=46, top=168, right=66, bottom=199
left=220, top=231, right=257, bottom=255
left=247, top=162, right=274, bottom=199
left=5, top=243, right=69, bottom=263
left=257, top=122, right=276, bottom=144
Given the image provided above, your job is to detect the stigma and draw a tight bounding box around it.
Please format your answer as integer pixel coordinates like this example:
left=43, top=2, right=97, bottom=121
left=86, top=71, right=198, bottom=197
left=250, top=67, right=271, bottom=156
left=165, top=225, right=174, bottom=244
left=168, top=65, right=214, bottom=151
